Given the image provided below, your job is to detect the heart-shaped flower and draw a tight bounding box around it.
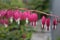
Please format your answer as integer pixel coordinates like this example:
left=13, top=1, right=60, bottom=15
left=13, top=10, right=20, bottom=20
left=53, top=18, right=58, bottom=30
left=6, top=9, right=13, bottom=18
left=0, top=19, right=9, bottom=27
left=13, top=10, right=23, bottom=25
left=23, top=11, right=31, bottom=24
left=46, top=18, right=50, bottom=31
left=41, top=16, right=46, bottom=29
left=0, top=10, right=7, bottom=18
left=29, top=13, right=38, bottom=26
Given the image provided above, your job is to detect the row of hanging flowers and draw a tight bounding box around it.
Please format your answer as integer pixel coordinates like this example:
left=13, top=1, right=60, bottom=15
left=0, top=8, right=58, bottom=31
left=41, top=16, right=58, bottom=31
left=0, top=9, right=38, bottom=27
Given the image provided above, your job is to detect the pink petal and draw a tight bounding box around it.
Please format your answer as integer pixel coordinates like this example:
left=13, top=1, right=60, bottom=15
left=0, top=10, right=7, bottom=18
left=23, top=11, right=31, bottom=20
left=46, top=18, right=50, bottom=27
left=6, top=9, right=13, bottom=18
left=53, top=18, right=57, bottom=25
left=31, top=13, right=38, bottom=22
left=13, top=10, right=20, bottom=20
left=0, top=19, right=9, bottom=25
left=41, top=16, right=46, bottom=25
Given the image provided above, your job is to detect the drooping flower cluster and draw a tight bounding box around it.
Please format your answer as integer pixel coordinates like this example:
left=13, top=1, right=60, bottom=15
left=41, top=16, right=58, bottom=31
left=0, top=9, right=58, bottom=31
left=0, top=9, right=38, bottom=27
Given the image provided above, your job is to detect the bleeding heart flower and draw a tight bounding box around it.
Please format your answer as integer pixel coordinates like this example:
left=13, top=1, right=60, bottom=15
left=23, top=10, right=31, bottom=18
left=13, top=10, right=22, bottom=25
left=6, top=9, right=13, bottom=18
left=0, top=19, right=9, bottom=27
left=20, top=13, right=26, bottom=20
left=0, top=19, right=4, bottom=24
left=53, top=18, right=58, bottom=30
left=13, top=10, right=20, bottom=20
left=41, top=16, right=46, bottom=29
left=29, top=13, right=38, bottom=26
left=53, top=18, right=57, bottom=25
left=0, top=10, right=7, bottom=18
left=23, top=11, right=31, bottom=24
left=46, top=18, right=50, bottom=31
left=32, top=13, right=38, bottom=22
left=6, top=9, right=14, bottom=23
left=29, top=15, right=33, bottom=22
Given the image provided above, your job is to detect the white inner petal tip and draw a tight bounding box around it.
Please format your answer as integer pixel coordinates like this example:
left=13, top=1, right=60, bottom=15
left=26, top=18, right=28, bottom=24
left=4, top=24, right=8, bottom=27
left=10, top=17, right=13, bottom=23
left=16, top=18, right=20, bottom=25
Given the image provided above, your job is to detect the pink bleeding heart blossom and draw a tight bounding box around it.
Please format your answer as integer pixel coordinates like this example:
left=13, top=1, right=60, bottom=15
left=53, top=18, right=57, bottom=25
left=23, top=11, right=31, bottom=24
left=23, top=11, right=31, bottom=19
left=0, top=19, right=9, bottom=25
left=22, top=14, right=26, bottom=20
left=53, top=18, right=58, bottom=30
left=0, top=10, right=7, bottom=18
left=29, top=13, right=38, bottom=26
left=20, top=12, right=26, bottom=20
left=46, top=18, right=50, bottom=31
left=29, top=15, right=34, bottom=26
left=13, top=10, right=20, bottom=20
left=31, top=13, right=38, bottom=22
left=6, top=9, right=13, bottom=18
left=29, top=15, right=33, bottom=22
left=41, top=16, right=46, bottom=29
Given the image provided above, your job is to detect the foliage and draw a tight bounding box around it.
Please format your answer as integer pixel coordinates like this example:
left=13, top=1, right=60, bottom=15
left=0, top=0, right=50, bottom=13
left=24, top=0, right=50, bottom=13
left=0, top=24, right=33, bottom=40
left=10, top=0, right=25, bottom=8
left=0, top=0, right=25, bottom=9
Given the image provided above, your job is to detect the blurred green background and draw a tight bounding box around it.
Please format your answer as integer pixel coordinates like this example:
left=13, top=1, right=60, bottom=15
left=0, top=0, right=49, bottom=12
